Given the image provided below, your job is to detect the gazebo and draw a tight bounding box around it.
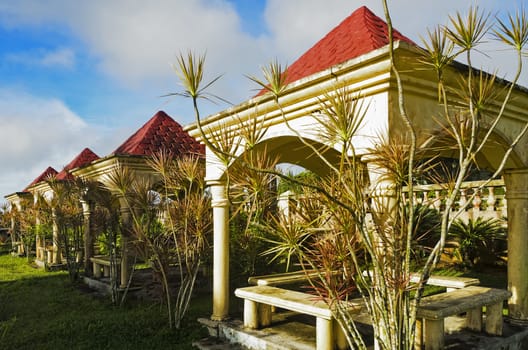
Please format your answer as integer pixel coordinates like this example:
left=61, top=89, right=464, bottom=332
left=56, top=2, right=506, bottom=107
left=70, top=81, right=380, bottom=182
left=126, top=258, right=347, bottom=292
left=72, top=110, right=204, bottom=288
left=185, top=5, right=528, bottom=329
left=5, top=166, right=58, bottom=258
left=4, top=110, right=204, bottom=289
left=5, top=148, right=100, bottom=266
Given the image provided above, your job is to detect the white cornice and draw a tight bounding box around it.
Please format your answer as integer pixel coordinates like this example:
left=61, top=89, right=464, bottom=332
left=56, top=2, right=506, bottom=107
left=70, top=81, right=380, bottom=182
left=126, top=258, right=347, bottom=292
left=184, top=42, right=405, bottom=140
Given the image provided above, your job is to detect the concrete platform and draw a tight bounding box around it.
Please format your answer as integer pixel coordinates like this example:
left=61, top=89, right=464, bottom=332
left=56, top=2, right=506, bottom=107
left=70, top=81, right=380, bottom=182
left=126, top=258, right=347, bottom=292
left=195, top=311, right=528, bottom=350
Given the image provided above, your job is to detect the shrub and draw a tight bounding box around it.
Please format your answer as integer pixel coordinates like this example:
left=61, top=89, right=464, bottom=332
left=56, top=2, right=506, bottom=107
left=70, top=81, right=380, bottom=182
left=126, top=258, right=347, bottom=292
left=447, top=217, right=507, bottom=268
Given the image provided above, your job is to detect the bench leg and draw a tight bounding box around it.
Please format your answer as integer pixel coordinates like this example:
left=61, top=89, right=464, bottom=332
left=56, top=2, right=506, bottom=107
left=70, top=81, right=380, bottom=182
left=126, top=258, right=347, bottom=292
left=424, top=319, right=444, bottom=350
left=244, top=299, right=259, bottom=329
left=103, top=265, right=110, bottom=277
left=485, top=302, right=503, bottom=335
left=259, top=303, right=272, bottom=327
left=415, top=318, right=423, bottom=350
left=333, top=319, right=347, bottom=350
left=316, top=317, right=334, bottom=350
left=467, top=307, right=483, bottom=332
left=93, top=262, right=101, bottom=278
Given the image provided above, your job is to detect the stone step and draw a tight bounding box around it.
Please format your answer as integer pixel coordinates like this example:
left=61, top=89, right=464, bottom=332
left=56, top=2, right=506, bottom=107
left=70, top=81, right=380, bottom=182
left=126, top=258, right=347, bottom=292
left=193, top=337, right=249, bottom=350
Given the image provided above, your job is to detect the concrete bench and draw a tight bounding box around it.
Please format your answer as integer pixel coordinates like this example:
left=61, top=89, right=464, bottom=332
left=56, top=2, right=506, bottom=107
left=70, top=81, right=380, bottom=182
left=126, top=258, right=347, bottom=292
left=250, top=270, right=480, bottom=292
left=248, top=269, right=324, bottom=286
left=416, top=286, right=511, bottom=350
left=90, top=255, right=119, bottom=278
left=409, top=273, right=480, bottom=292
left=235, top=285, right=362, bottom=350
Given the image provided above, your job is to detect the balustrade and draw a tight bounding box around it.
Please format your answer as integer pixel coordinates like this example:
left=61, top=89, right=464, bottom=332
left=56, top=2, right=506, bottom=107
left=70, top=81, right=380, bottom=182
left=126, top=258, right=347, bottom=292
left=406, top=179, right=506, bottom=222
left=277, top=179, right=508, bottom=223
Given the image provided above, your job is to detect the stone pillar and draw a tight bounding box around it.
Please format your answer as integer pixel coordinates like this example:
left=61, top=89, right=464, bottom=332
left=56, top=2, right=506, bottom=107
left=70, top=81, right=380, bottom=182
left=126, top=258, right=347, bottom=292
left=81, top=200, right=94, bottom=276
left=34, top=194, right=41, bottom=261
left=35, top=213, right=42, bottom=261
left=362, top=155, right=398, bottom=264
left=504, top=168, right=528, bottom=323
left=363, top=156, right=397, bottom=221
left=120, top=204, right=132, bottom=289
left=10, top=199, right=25, bottom=256
left=363, top=156, right=400, bottom=349
left=209, top=180, right=230, bottom=321
left=10, top=216, right=17, bottom=255
left=52, top=208, right=61, bottom=264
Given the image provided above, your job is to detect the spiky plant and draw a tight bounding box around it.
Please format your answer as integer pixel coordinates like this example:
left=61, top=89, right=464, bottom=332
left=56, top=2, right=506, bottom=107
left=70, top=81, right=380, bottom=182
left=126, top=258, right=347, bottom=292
left=90, top=184, right=122, bottom=304
left=148, top=152, right=212, bottom=329
left=448, top=217, right=506, bottom=268
left=46, top=177, right=86, bottom=281
left=168, top=3, right=528, bottom=348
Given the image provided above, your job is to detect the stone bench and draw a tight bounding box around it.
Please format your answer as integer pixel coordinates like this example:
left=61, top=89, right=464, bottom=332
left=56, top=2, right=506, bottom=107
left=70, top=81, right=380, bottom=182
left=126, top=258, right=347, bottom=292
left=248, top=269, right=323, bottom=286
left=409, top=273, right=480, bottom=292
left=90, top=255, right=119, bottom=278
left=250, top=270, right=480, bottom=291
left=235, top=285, right=362, bottom=350
left=415, top=286, right=511, bottom=350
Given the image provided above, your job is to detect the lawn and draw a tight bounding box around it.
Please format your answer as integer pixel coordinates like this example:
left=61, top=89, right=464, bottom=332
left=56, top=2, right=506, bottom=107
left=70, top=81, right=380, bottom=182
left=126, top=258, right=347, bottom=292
left=0, top=254, right=210, bottom=350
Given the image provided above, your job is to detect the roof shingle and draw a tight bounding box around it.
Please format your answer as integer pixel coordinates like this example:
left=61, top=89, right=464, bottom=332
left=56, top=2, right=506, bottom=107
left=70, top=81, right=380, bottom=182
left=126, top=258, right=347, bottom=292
left=112, top=111, right=204, bottom=157
left=25, top=166, right=58, bottom=191
left=259, top=6, right=414, bottom=95
left=56, top=148, right=100, bottom=181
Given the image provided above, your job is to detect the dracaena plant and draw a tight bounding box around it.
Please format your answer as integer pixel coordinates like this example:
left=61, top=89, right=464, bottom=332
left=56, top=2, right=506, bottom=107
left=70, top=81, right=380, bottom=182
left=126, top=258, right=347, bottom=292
left=169, top=3, right=528, bottom=348
left=46, top=177, right=85, bottom=281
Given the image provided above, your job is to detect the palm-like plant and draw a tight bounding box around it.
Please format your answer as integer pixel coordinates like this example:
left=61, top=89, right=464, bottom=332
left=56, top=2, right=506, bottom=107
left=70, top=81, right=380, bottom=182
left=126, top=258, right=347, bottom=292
left=46, top=177, right=86, bottom=281
left=169, top=3, right=528, bottom=348
left=448, top=217, right=506, bottom=268
left=14, top=197, right=40, bottom=260
left=148, top=151, right=212, bottom=329
left=90, top=185, right=122, bottom=303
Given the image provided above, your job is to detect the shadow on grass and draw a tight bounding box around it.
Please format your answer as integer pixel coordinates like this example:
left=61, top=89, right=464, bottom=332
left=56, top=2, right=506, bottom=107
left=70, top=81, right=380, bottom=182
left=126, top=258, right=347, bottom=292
left=0, top=254, right=210, bottom=350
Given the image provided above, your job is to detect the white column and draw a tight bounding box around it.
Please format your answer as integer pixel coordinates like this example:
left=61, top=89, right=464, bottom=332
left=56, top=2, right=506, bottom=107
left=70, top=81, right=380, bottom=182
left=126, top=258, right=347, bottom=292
left=363, top=155, right=397, bottom=220
left=504, top=169, right=528, bottom=323
left=81, top=200, right=94, bottom=276
left=120, top=204, right=132, bottom=289
left=52, top=208, right=61, bottom=264
left=35, top=212, right=42, bottom=261
left=362, top=155, right=398, bottom=260
left=209, top=180, right=230, bottom=321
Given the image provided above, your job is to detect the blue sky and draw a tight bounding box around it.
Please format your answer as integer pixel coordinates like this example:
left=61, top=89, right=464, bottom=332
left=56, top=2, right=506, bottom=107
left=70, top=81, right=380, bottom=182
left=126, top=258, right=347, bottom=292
left=0, top=0, right=525, bottom=198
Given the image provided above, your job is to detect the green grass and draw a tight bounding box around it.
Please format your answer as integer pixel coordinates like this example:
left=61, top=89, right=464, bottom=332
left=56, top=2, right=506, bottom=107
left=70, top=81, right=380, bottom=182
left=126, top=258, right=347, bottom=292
left=0, top=254, right=210, bottom=350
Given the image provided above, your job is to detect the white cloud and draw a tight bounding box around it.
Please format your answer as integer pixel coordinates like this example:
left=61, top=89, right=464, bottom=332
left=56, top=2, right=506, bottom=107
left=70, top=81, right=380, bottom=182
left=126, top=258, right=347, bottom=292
left=262, top=0, right=528, bottom=86
left=0, top=0, right=276, bottom=112
left=2, top=0, right=525, bottom=102
left=0, top=88, right=116, bottom=197
left=264, top=0, right=365, bottom=62
left=40, top=47, right=75, bottom=68
left=0, top=0, right=527, bottom=201
left=5, top=47, right=75, bottom=69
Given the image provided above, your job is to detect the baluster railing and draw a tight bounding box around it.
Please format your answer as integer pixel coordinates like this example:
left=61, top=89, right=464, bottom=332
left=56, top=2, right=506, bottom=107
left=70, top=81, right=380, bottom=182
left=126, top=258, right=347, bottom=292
left=402, top=179, right=506, bottom=222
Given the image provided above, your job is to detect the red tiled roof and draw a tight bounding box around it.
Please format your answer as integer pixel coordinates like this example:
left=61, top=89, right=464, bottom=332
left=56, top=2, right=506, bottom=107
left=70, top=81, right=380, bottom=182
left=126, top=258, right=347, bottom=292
left=25, top=166, right=58, bottom=190
left=258, top=6, right=414, bottom=95
left=56, top=147, right=100, bottom=181
left=112, top=111, right=204, bottom=157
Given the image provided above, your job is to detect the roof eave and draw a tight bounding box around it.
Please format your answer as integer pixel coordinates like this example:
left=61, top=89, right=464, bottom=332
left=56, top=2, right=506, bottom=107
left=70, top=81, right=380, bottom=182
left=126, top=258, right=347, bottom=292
left=4, top=191, right=31, bottom=201
left=185, top=41, right=406, bottom=139
left=72, top=154, right=158, bottom=181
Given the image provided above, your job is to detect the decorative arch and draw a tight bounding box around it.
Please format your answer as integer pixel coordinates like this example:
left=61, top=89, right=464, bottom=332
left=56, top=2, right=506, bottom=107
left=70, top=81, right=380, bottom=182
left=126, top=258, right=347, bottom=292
left=419, top=126, right=526, bottom=174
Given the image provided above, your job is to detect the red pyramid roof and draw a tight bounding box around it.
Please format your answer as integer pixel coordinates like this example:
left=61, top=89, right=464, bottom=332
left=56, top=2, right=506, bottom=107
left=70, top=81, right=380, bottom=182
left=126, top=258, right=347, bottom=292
left=25, top=166, right=58, bottom=190
left=56, top=147, right=100, bottom=181
left=259, top=6, right=414, bottom=95
left=112, top=111, right=204, bottom=157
